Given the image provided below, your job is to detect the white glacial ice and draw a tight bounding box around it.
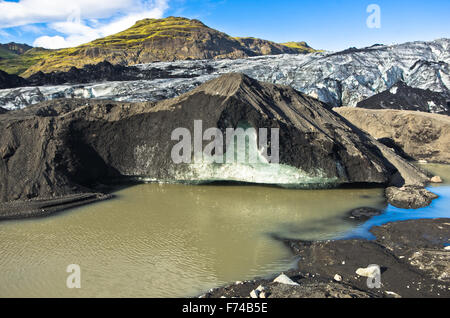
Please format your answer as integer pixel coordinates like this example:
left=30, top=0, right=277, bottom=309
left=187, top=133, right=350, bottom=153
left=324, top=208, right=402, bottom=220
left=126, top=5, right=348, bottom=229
left=172, top=123, right=338, bottom=187
left=1, top=38, right=449, bottom=111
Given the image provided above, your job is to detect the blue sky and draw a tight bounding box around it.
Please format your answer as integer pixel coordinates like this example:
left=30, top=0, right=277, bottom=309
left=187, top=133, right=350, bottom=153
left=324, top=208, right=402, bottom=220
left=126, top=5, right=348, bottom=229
left=0, top=0, right=449, bottom=51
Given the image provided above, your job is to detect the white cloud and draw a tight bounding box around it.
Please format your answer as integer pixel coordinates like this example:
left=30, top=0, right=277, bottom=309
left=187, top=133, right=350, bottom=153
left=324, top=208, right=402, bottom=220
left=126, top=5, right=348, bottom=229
left=33, top=35, right=69, bottom=49
left=0, top=0, right=132, bottom=28
left=0, top=0, right=170, bottom=49
left=0, top=29, right=11, bottom=38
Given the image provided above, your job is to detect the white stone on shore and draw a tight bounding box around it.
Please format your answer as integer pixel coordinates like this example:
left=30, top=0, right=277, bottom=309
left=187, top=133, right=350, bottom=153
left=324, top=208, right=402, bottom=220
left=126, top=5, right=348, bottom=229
left=430, top=176, right=443, bottom=183
left=250, top=289, right=259, bottom=298
left=385, top=291, right=401, bottom=298
left=273, top=273, right=299, bottom=286
left=334, top=274, right=342, bottom=282
left=356, top=265, right=380, bottom=277
left=249, top=286, right=266, bottom=298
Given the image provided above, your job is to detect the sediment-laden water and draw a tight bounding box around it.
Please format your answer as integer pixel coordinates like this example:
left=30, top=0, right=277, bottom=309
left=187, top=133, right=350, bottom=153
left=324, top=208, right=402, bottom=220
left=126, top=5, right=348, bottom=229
left=0, top=164, right=448, bottom=298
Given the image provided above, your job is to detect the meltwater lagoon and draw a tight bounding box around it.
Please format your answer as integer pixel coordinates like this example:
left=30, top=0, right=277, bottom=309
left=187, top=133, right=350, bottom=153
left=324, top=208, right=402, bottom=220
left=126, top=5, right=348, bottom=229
left=0, top=164, right=448, bottom=298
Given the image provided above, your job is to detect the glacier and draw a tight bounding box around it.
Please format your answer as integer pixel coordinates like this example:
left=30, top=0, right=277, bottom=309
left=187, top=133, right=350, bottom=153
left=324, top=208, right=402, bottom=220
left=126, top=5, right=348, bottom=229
left=145, top=122, right=339, bottom=188
left=1, top=38, right=449, bottom=110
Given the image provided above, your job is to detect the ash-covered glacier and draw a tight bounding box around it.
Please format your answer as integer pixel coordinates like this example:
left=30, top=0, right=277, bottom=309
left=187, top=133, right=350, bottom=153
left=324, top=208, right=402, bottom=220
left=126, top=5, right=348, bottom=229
left=1, top=38, right=449, bottom=111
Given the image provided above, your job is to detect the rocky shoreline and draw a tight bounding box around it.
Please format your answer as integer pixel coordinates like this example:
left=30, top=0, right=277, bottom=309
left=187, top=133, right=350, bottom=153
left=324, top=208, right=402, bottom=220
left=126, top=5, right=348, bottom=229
left=202, top=218, right=450, bottom=298
left=0, top=192, right=112, bottom=221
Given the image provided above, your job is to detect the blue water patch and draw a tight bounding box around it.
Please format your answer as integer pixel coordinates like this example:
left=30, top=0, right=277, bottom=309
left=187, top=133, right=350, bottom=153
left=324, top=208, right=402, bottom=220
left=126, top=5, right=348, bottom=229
left=342, top=186, right=450, bottom=240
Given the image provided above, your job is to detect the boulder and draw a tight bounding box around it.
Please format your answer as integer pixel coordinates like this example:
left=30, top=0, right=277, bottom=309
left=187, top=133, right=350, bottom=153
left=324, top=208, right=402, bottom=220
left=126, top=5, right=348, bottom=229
left=385, top=186, right=439, bottom=209
left=430, top=176, right=443, bottom=183
left=349, top=207, right=384, bottom=220
left=273, top=274, right=299, bottom=286
left=356, top=265, right=380, bottom=278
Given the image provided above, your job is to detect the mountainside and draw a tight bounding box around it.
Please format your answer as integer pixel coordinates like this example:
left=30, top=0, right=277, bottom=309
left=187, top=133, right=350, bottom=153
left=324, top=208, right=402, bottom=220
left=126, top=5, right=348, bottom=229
left=8, top=17, right=314, bottom=76
left=335, top=107, right=450, bottom=164
left=235, top=38, right=315, bottom=55
left=2, top=38, right=448, bottom=111
left=0, top=73, right=429, bottom=203
left=0, top=47, right=50, bottom=75
left=356, top=81, right=449, bottom=115
left=25, top=61, right=192, bottom=86
left=0, top=43, right=33, bottom=62
left=0, top=47, right=18, bottom=60
left=281, top=41, right=317, bottom=53
left=0, top=43, right=32, bottom=57
left=0, top=60, right=198, bottom=88
left=0, top=69, right=28, bottom=89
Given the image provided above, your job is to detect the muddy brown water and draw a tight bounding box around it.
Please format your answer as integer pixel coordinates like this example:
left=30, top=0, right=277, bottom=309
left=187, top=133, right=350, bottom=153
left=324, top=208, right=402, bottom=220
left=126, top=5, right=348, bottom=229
left=0, top=164, right=448, bottom=298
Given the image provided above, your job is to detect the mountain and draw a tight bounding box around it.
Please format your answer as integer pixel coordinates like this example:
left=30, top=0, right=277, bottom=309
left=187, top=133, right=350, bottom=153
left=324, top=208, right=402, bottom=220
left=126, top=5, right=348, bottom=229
left=0, top=69, right=28, bottom=89
left=0, top=60, right=196, bottom=88
left=0, top=42, right=33, bottom=62
left=25, top=61, right=190, bottom=86
left=235, top=38, right=315, bottom=55
left=0, top=73, right=429, bottom=205
left=0, top=43, right=32, bottom=57
left=336, top=107, right=450, bottom=164
left=0, top=47, right=50, bottom=75
left=7, top=17, right=315, bottom=76
left=356, top=81, right=449, bottom=115
left=0, top=47, right=18, bottom=60
left=281, top=41, right=317, bottom=53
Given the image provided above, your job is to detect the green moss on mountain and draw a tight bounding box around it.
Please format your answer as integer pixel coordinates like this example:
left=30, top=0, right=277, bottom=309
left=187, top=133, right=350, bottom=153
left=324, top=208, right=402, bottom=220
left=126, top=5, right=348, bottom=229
left=281, top=42, right=317, bottom=53
left=0, top=17, right=318, bottom=77
left=85, top=17, right=204, bottom=49
left=0, top=43, right=33, bottom=60
left=0, top=48, right=52, bottom=75
left=0, top=47, right=18, bottom=60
